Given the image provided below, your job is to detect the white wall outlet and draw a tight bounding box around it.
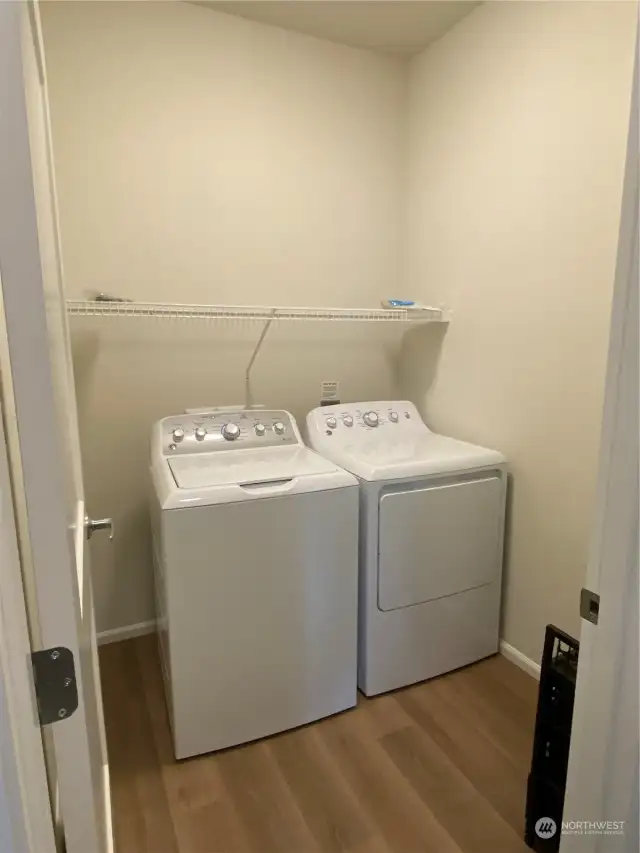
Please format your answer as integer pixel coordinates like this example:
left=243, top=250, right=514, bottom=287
left=321, top=381, right=340, bottom=405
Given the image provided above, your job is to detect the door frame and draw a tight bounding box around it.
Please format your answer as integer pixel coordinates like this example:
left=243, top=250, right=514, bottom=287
left=561, top=19, right=639, bottom=851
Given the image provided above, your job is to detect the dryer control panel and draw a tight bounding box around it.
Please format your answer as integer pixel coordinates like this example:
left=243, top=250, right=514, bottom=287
left=307, top=401, right=427, bottom=442
left=157, top=410, right=300, bottom=455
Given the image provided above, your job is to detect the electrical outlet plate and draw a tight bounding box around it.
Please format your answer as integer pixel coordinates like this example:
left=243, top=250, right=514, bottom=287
left=321, top=381, right=339, bottom=406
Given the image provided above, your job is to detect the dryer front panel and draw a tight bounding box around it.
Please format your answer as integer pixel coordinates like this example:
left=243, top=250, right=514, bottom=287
left=377, top=475, right=503, bottom=611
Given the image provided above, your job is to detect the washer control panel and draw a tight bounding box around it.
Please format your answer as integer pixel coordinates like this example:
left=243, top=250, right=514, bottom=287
left=308, top=401, right=423, bottom=440
left=160, top=410, right=299, bottom=455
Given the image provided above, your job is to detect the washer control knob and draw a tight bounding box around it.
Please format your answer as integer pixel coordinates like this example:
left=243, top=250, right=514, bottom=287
left=273, top=421, right=286, bottom=435
left=222, top=423, right=241, bottom=441
left=326, top=417, right=337, bottom=429
left=195, top=427, right=207, bottom=441
left=389, top=412, right=399, bottom=423
left=172, top=428, right=185, bottom=443
left=254, top=423, right=266, bottom=437
left=343, top=415, right=354, bottom=427
left=363, top=411, right=379, bottom=428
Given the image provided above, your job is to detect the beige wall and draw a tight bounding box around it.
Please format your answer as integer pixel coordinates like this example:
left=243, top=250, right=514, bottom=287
left=41, top=0, right=406, bottom=633
left=402, top=0, right=636, bottom=663
left=42, top=0, right=636, bottom=663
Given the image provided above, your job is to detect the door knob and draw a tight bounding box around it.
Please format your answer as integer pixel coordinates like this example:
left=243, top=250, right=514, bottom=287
left=84, top=516, right=114, bottom=540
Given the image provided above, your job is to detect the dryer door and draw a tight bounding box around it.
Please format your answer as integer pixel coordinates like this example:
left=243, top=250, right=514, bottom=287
left=378, top=475, right=503, bottom=611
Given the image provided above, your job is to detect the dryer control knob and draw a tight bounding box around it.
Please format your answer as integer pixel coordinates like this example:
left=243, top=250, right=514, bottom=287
left=172, top=428, right=185, bottom=443
left=222, top=423, right=241, bottom=441
left=389, top=412, right=399, bottom=423
left=195, top=427, right=207, bottom=441
left=363, top=411, right=379, bottom=428
left=254, top=423, right=266, bottom=437
left=343, top=415, right=354, bottom=427
left=326, top=417, right=337, bottom=429
left=273, top=422, right=286, bottom=435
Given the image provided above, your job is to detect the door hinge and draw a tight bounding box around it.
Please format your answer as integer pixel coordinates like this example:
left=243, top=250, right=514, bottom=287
left=31, top=647, right=79, bottom=725
left=580, top=587, right=600, bottom=625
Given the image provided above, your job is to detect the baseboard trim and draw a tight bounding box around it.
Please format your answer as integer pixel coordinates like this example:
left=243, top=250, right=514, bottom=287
left=500, top=640, right=541, bottom=680
left=103, top=763, right=114, bottom=853
left=97, top=620, right=156, bottom=646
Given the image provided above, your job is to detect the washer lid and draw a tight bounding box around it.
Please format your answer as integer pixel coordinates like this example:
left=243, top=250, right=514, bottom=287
left=312, top=434, right=505, bottom=481
left=168, top=445, right=348, bottom=490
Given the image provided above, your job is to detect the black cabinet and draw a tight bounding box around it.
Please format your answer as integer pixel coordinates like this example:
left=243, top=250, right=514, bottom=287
left=525, top=625, right=579, bottom=851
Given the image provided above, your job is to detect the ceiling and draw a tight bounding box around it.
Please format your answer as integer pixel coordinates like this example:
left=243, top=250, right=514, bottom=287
left=194, top=1, right=480, bottom=57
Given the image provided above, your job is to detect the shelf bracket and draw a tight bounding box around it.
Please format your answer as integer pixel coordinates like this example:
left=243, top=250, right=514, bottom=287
left=245, top=308, right=276, bottom=409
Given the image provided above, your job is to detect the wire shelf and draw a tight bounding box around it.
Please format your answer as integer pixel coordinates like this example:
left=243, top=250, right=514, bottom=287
left=66, top=300, right=448, bottom=323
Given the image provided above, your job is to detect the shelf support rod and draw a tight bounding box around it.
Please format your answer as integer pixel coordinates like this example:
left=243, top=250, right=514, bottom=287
left=245, top=308, right=276, bottom=409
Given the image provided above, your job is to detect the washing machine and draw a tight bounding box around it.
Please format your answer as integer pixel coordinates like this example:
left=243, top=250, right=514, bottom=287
left=306, top=400, right=507, bottom=697
left=150, top=408, right=359, bottom=758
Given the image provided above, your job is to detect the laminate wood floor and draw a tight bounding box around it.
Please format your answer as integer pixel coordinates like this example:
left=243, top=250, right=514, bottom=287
left=100, top=636, right=538, bottom=853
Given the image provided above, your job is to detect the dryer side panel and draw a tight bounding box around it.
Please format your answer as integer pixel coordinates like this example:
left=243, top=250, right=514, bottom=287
left=378, top=475, right=503, bottom=611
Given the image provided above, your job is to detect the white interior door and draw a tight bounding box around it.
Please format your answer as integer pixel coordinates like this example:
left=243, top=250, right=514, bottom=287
left=0, top=3, right=112, bottom=853
left=0, top=391, right=56, bottom=853
left=561, top=22, right=638, bottom=853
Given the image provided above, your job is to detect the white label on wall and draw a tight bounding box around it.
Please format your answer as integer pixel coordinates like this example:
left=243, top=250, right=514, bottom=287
left=321, top=381, right=339, bottom=403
